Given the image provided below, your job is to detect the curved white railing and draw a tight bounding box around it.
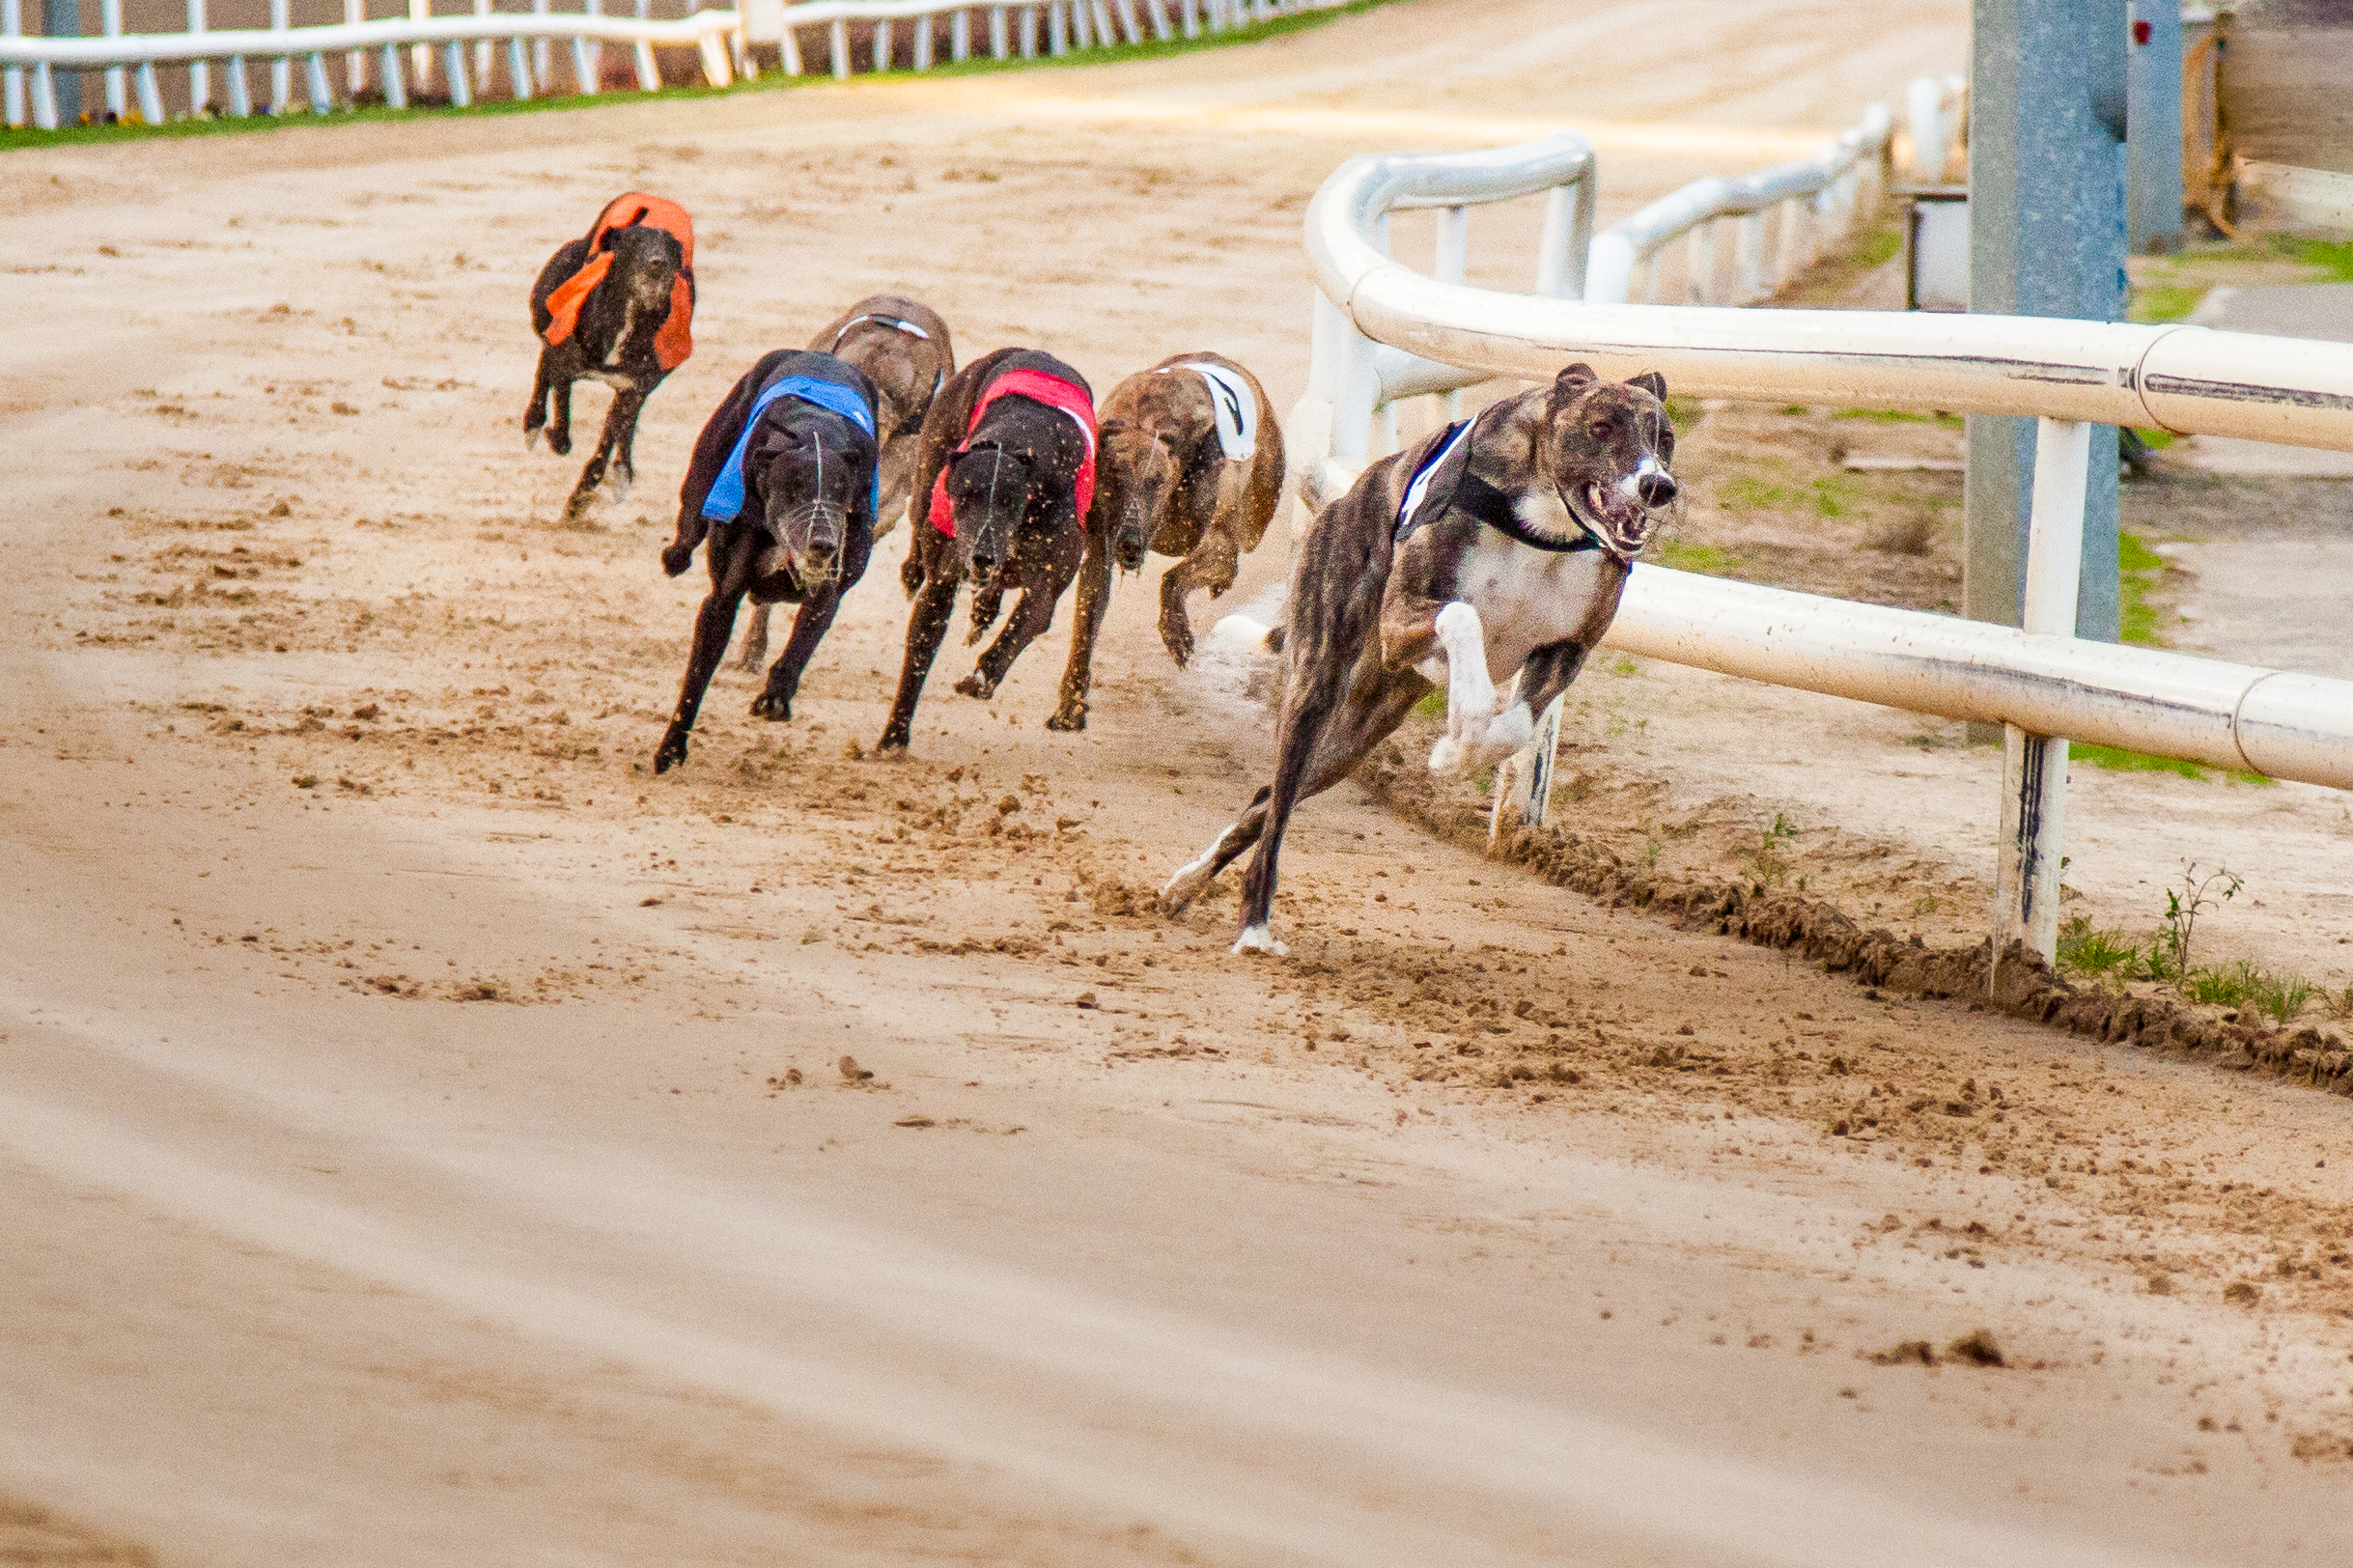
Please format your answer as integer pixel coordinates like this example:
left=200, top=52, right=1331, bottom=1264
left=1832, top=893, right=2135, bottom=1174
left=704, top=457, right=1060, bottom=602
left=1292, top=115, right=2353, bottom=964
left=0, top=0, right=1336, bottom=130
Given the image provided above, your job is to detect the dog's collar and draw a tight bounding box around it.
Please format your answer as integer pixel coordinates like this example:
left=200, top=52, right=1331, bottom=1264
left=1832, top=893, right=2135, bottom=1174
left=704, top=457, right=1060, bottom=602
left=1393, top=418, right=1598, bottom=555
left=831, top=313, right=932, bottom=349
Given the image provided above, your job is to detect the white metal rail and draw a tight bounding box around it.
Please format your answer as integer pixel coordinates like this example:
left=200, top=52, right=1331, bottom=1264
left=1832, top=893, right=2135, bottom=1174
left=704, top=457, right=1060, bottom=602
left=1, top=0, right=1337, bottom=129
left=1294, top=122, right=2353, bottom=963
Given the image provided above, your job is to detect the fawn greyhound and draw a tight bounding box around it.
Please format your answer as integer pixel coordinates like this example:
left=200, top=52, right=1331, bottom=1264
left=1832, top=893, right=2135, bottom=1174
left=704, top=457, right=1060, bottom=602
left=1048, top=351, right=1284, bottom=731
left=1162, top=364, right=1678, bottom=954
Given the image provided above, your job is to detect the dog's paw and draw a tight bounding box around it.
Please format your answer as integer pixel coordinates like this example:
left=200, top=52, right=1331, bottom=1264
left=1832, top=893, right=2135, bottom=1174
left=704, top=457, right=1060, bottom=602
left=1160, top=852, right=1217, bottom=913
left=1477, top=702, right=1535, bottom=762
left=1427, top=735, right=1468, bottom=775
left=653, top=732, right=688, bottom=773
left=1159, top=615, right=1195, bottom=670
left=748, top=690, right=791, bottom=722
left=524, top=426, right=541, bottom=451
left=546, top=430, right=573, bottom=457
left=953, top=672, right=997, bottom=701
left=659, top=543, right=694, bottom=577
left=607, top=470, right=633, bottom=502
left=1044, top=707, right=1086, bottom=732
left=876, top=724, right=911, bottom=753
left=1232, top=923, right=1288, bottom=958
left=1208, top=613, right=1274, bottom=656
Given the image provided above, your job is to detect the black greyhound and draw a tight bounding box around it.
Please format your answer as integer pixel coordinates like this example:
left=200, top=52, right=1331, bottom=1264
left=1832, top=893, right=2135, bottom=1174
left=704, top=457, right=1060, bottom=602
left=1162, top=365, right=1679, bottom=954
left=878, top=348, right=1097, bottom=752
left=525, top=192, right=696, bottom=521
left=653, top=350, right=881, bottom=774
left=735, top=294, right=956, bottom=672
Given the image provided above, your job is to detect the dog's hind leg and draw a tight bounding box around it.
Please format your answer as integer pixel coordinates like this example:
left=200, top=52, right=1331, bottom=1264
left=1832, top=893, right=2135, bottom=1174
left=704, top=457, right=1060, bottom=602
left=736, top=602, right=775, bottom=671
left=1047, top=526, right=1114, bottom=731
left=654, top=530, right=757, bottom=773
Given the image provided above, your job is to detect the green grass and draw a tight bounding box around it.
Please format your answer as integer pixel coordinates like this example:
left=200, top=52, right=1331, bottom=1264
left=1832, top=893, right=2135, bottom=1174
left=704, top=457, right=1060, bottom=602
left=1719, top=471, right=1865, bottom=518
left=2117, top=529, right=2168, bottom=647
left=2130, top=427, right=2176, bottom=451
left=1413, top=689, right=1445, bottom=719
left=1835, top=408, right=1964, bottom=430
left=2058, top=915, right=2142, bottom=983
left=2183, top=961, right=2319, bottom=1023
left=1, top=0, right=1406, bottom=152
left=2295, top=239, right=2353, bottom=282
left=1654, top=540, right=1740, bottom=575
left=2128, top=282, right=2208, bottom=324
left=2071, top=742, right=2271, bottom=786
left=1853, top=226, right=1903, bottom=268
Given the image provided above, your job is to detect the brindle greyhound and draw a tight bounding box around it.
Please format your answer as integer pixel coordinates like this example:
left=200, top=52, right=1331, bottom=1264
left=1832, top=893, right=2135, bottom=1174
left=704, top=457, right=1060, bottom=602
left=525, top=193, right=696, bottom=520
left=734, top=295, right=955, bottom=672
left=652, top=350, right=881, bottom=773
left=1161, top=364, right=1679, bottom=954
left=878, top=348, right=1096, bottom=752
left=1048, top=351, right=1285, bottom=732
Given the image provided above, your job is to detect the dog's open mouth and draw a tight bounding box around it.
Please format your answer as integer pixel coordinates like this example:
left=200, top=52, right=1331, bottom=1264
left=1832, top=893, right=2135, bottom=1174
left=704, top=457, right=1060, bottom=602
left=1566, top=479, right=1659, bottom=558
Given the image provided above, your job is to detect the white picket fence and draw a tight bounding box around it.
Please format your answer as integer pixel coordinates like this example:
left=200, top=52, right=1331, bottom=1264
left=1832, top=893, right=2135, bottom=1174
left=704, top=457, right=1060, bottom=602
left=1290, top=99, right=2353, bottom=965
left=0, top=0, right=1337, bottom=129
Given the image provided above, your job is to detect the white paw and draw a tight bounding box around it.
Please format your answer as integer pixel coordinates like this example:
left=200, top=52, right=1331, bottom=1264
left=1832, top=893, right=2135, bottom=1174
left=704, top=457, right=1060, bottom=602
left=1477, top=701, right=1534, bottom=762
left=1428, top=735, right=1468, bottom=775
left=1232, top=924, right=1288, bottom=957
left=525, top=428, right=541, bottom=451
left=1160, top=852, right=1217, bottom=913
left=1209, top=613, right=1274, bottom=655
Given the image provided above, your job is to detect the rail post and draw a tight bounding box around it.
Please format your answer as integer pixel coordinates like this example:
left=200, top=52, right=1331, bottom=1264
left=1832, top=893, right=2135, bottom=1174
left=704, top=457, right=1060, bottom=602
left=441, top=37, right=468, bottom=102
left=1993, top=417, right=2089, bottom=966
left=30, top=56, right=51, bottom=126
left=530, top=0, right=547, bottom=93
left=474, top=0, right=491, bottom=93
left=134, top=58, right=160, bottom=120
left=40, top=0, right=76, bottom=125
left=872, top=14, right=889, bottom=71
left=949, top=7, right=968, bottom=60
left=344, top=0, right=365, bottom=95
left=1534, top=179, right=1588, bottom=299
left=991, top=4, right=1009, bottom=59
left=777, top=20, right=799, bottom=74
left=1018, top=4, right=1035, bottom=57
left=571, top=10, right=596, bottom=90
left=1434, top=204, right=1469, bottom=419
left=826, top=15, right=845, bottom=74
left=378, top=39, right=405, bottom=103
left=2126, top=0, right=2182, bottom=253
left=268, top=0, right=290, bottom=112
left=696, top=18, right=729, bottom=85
left=632, top=0, right=658, bottom=90
left=99, top=0, right=124, bottom=120
left=1179, top=0, right=1197, bottom=38
left=507, top=35, right=531, bottom=96
left=1145, top=0, right=1170, bottom=42
left=3, top=0, right=21, bottom=129
left=185, top=0, right=207, bottom=111
left=912, top=13, right=931, bottom=69
left=224, top=46, right=249, bottom=113
left=304, top=49, right=329, bottom=108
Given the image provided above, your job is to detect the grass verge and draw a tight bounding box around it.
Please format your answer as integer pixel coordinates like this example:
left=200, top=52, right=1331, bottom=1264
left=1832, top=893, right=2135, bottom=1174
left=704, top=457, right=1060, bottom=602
left=1, top=0, right=1406, bottom=154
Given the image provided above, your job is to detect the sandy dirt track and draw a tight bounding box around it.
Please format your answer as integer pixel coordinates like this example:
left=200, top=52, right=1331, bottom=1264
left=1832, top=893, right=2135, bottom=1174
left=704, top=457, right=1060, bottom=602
left=11, top=4, right=2353, bottom=1564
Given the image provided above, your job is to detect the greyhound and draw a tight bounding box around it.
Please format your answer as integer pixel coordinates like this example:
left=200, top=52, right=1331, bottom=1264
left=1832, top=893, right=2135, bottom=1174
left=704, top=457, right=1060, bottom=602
left=878, top=348, right=1096, bottom=753
left=652, top=350, right=881, bottom=774
left=525, top=192, right=696, bottom=521
left=1161, top=364, right=1679, bottom=955
left=1049, top=351, right=1285, bottom=732
left=735, top=295, right=955, bottom=672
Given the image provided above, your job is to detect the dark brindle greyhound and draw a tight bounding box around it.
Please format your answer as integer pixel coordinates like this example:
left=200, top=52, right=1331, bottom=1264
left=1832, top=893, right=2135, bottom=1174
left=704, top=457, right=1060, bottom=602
left=878, top=348, right=1096, bottom=752
left=651, top=350, right=881, bottom=774
left=1049, top=350, right=1285, bottom=732
left=525, top=192, right=697, bottom=521
left=734, top=295, right=955, bottom=672
left=1162, top=364, right=1679, bottom=954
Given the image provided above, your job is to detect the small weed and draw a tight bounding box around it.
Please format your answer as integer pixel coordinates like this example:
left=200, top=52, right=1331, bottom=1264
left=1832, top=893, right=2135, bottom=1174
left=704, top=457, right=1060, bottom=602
left=1414, top=689, right=1445, bottom=719
left=2118, top=530, right=2171, bottom=647
left=1608, top=656, right=1639, bottom=677
left=1905, top=733, right=1947, bottom=749
left=1779, top=405, right=1811, bottom=417
left=2296, top=239, right=2353, bottom=282
left=2155, top=863, right=2242, bottom=984
left=2129, top=427, right=2176, bottom=451
left=2184, top=962, right=2258, bottom=1009
left=2253, top=970, right=2321, bottom=1025
left=2058, top=915, right=2141, bottom=984
left=1745, top=813, right=1800, bottom=888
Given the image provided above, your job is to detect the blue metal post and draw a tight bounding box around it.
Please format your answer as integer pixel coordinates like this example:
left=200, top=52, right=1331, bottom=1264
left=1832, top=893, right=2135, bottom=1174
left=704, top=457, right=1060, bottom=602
left=42, top=0, right=79, bottom=122
left=1965, top=0, right=2127, bottom=658
left=2127, top=0, right=2184, bottom=253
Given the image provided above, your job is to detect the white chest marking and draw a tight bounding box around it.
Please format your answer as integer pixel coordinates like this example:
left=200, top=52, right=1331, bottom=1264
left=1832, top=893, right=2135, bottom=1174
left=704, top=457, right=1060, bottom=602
left=1452, top=527, right=1610, bottom=683
left=603, top=297, right=639, bottom=369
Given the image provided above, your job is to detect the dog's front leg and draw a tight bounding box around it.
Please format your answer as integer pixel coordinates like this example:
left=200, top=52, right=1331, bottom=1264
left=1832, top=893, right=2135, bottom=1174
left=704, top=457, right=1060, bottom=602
left=1420, top=602, right=1500, bottom=775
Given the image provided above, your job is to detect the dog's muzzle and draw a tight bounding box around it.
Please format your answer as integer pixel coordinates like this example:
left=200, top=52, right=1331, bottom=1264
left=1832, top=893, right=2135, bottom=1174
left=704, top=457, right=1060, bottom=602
left=1114, top=507, right=1151, bottom=572
left=783, top=502, right=846, bottom=584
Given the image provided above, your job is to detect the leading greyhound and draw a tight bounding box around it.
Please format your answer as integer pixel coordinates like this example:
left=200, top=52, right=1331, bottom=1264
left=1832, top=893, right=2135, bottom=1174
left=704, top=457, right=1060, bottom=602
left=1161, top=364, right=1679, bottom=954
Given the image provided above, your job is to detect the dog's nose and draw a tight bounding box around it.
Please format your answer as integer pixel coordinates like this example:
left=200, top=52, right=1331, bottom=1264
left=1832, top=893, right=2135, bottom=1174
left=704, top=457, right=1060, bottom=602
left=1638, top=471, right=1678, bottom=509
left=969, top=550, right=997, bottom=575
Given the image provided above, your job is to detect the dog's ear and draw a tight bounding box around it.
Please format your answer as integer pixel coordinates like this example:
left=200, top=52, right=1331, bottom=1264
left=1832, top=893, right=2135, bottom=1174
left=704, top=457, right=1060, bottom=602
left=1629, top=370, right=1667, bottom=402
left=1555, top=363, right=1599, bottom=393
